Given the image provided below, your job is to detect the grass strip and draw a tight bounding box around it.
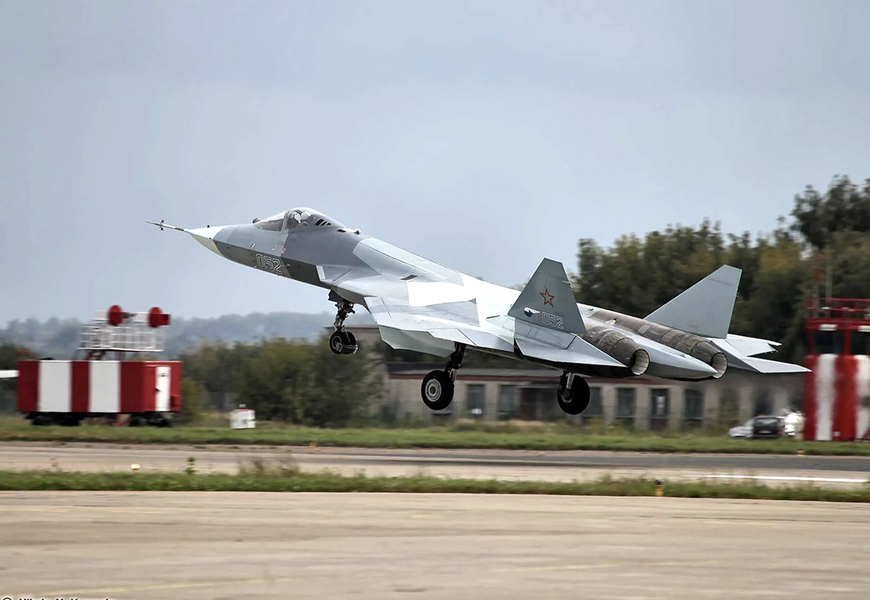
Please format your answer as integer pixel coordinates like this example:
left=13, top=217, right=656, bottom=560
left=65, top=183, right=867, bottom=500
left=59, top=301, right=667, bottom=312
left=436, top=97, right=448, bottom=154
left=1, top=423, right=869, bottom=456
left=0, top=469, right=867, bottom=502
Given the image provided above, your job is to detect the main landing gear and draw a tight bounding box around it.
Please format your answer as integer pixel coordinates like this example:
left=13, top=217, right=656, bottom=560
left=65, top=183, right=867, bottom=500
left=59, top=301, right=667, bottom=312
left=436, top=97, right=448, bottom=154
left=557, top=371, right=591, bottom=415
left=420, top=343, right=466, bottom=411
left=329, top=299, right=359, bottom=355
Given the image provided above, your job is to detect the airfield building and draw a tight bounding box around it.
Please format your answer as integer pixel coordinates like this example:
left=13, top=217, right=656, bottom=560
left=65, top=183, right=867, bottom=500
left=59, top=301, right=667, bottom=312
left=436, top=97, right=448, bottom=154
left=344, top=325, right=803, bottom=430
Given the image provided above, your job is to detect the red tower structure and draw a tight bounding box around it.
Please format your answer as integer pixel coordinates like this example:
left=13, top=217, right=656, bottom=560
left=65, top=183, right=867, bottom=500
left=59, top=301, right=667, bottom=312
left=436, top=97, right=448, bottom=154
left=16, top=305, right=182, bottom=427
left=803, top=298, right=870, bottom=441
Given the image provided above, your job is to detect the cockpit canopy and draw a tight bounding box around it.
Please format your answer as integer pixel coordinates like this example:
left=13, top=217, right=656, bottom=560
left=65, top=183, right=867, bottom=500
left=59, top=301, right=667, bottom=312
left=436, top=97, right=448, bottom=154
left=253, top=207, right=346, bottom=232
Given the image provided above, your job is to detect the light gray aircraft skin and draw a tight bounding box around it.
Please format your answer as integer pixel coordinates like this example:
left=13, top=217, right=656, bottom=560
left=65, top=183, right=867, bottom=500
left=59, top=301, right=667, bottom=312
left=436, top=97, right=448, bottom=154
left=148, top=207, right=809, bottom=414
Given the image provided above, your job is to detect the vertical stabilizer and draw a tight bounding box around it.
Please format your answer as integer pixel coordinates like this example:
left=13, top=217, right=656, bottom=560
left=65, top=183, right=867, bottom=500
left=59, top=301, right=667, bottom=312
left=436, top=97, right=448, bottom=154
left=644, top=265, right=741, bottom=339
left=507, top=258, right=586, bottom=335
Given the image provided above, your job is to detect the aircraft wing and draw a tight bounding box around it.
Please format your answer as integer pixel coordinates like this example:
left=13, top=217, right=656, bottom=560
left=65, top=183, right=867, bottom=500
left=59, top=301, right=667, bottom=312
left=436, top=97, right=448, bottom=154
left=332, top=257, right=626, bottom=371
left=363, top=294, right=516, bottom=357
left=0, top=370, right=18, bottom=379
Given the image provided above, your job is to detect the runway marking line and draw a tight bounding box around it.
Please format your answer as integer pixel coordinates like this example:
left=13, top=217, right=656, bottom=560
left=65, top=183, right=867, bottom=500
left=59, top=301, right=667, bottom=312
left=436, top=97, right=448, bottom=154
left=19, top=575, right=296, bottom=597
left=493, top=559, right=718, bottom=573
left=702, top=474, right=867, bottom=484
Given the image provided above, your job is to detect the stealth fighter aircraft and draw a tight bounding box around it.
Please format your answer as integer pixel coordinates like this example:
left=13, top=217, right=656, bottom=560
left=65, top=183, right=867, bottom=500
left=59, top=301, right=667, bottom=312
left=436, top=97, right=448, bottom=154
left=148, top=207, right=808, bottom=415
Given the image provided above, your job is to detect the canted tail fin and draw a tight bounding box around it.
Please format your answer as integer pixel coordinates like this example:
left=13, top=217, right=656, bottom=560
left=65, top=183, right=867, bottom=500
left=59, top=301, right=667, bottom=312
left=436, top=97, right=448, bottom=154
left=644, top=265, right=741, bottom=339
left=507, top=258, right=586, bottom=335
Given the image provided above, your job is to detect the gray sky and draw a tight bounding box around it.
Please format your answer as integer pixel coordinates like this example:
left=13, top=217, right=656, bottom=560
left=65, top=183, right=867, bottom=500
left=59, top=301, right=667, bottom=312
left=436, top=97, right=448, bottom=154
left=2, top=0, right=869, bottom=323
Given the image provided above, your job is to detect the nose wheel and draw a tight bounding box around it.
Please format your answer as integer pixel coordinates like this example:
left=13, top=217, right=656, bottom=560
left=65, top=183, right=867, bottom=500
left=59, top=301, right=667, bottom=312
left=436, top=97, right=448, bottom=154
left=421, top=343, right=465, bottom=411
left=556, top=372, right=591, bottom=415
left=329, top=329, right=358, bottom=355
left=329, top=298, right=359, bottom=355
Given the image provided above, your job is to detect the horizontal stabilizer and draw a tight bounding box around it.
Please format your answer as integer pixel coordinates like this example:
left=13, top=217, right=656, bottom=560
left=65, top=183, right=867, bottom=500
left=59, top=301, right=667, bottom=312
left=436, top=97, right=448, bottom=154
left=711, top=339, right=810, bottom=374
left=724, top=333, right=780, bottom=357
left=733, top=356, right=811, bottom=374
left=645, top=265, right=741, bottom=339
left=507, top=258, right=586, bottom=335
left=0, top=370, right=17, bottom=379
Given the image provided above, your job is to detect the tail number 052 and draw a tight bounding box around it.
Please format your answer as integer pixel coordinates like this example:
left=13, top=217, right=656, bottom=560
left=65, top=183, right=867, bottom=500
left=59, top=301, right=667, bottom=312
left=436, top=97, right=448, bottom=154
left=542, top=311, right=564, bottom=329
left=256, top=254, right=282, bottom=273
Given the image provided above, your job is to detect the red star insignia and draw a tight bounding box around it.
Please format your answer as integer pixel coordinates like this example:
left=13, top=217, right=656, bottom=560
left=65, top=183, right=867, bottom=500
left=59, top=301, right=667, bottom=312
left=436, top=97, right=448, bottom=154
left=540, top=287, right=555, bottom=307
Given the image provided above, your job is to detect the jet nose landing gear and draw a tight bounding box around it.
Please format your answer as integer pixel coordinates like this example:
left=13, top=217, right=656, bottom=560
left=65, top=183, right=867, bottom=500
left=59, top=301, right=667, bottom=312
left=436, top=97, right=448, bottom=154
left=329, top=298, right=359, bottom=355
left=329, top=329, right=358, bottom=355
left=420, top=343, right=466, bottom=411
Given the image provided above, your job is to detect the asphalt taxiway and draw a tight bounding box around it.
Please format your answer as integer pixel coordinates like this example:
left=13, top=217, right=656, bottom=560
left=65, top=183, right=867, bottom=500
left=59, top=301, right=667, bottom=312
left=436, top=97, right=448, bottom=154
left=0, top=441, right=868, bottom=487
left=1, top=491, right=869, bottom=599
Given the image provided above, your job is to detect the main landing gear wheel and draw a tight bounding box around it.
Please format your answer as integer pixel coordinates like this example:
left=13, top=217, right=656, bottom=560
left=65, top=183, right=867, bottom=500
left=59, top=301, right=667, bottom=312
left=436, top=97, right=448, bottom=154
left=329, top=330, right=358, bottom=355
left=421, top=370, right=454, bottom=411
left=420, top=343, right=466, bottom=411
left=329, top=298, right=359, bottom=355
left=556, top=372, right=591, bottom=415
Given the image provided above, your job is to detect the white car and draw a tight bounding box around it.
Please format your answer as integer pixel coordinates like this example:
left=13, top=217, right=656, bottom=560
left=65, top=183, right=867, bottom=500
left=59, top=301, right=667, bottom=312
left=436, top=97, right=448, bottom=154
left=728, top=418, right=756, bottom=439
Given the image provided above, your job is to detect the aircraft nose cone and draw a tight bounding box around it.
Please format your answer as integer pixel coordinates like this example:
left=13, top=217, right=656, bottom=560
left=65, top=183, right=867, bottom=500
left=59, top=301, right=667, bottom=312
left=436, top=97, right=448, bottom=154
left=188, top=226, right=229, bottom=256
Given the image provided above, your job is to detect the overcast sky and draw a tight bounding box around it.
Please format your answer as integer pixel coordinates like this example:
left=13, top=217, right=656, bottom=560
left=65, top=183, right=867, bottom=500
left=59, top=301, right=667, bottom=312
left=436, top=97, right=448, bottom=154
left=2, top=0, right=869, bottom=324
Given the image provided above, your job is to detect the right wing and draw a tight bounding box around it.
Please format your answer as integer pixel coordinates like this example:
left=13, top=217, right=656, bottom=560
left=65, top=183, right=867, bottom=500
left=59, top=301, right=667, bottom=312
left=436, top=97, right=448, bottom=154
left=330, top=257, right=625, bottom=370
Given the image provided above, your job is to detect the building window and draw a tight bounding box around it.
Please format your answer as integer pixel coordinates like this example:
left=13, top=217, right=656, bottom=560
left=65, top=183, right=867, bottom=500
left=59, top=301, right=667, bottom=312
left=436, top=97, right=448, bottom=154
left=581, top=387, right=603, bottom=423
left=616, top=387, right=635, bottom=427
left=684, top=389, right=704, bottom=429
left=497, top=385, right=518, bottom=420
left=466, top=384, right=486, bottom=417
left=649, top=388, right=669, bottom=430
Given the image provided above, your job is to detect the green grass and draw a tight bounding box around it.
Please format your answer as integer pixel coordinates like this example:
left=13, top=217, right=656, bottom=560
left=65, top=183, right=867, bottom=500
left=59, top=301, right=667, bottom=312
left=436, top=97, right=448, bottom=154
left=0, top=420, right=868, bottom=455
left=0, top=467, right=867, bottom=502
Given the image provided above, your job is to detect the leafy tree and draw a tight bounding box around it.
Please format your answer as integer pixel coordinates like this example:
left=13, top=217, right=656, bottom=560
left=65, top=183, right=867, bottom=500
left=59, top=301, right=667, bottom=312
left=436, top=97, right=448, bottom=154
left=790, top=175, right=870, bottom=251
left=178, top=377, right=207, bottom=425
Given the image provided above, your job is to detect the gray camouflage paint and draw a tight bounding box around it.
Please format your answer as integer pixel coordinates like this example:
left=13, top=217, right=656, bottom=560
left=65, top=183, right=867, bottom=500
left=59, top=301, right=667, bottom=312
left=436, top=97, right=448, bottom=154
left=151, top=207, right=808, bottom=381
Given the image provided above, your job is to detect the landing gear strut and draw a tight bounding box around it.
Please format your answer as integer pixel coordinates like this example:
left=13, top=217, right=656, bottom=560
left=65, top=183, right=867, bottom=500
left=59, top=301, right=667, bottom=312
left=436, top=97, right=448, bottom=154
left=556, top=371, right=591, bottom=415
left=329, top=299, right=359, bottom=355
left=421, top=343, right=466, bottom=411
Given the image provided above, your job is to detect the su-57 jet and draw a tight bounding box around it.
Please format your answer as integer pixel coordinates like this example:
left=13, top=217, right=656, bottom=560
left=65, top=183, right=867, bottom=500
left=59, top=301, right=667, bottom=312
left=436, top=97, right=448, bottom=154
left=148, top=208, right=808, bottom=415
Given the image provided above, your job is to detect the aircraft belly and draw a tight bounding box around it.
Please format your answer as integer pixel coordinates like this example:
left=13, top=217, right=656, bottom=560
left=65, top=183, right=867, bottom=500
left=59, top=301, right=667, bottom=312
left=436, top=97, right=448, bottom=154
left=378, top=326, right=456, bottom=357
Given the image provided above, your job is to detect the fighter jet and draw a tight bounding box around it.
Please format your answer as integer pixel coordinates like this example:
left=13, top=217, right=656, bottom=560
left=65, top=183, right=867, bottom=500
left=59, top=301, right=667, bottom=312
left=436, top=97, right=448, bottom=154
left=147, top=207, right=808, bottom=415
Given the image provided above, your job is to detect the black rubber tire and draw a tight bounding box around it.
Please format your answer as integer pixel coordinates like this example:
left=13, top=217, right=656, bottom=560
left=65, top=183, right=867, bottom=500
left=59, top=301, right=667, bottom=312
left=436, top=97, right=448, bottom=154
left=421, top=370, right=454, bottom=411
left=556, top=374, right=591, bottom=415
left=329, top=330, right=359, bottom=355
left=329, top=330, right=345, bottom=354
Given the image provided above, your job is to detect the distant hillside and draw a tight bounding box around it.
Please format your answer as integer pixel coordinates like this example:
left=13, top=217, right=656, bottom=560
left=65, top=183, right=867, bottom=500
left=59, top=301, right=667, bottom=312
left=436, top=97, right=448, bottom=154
left=0, top=310, right=375, bottom=359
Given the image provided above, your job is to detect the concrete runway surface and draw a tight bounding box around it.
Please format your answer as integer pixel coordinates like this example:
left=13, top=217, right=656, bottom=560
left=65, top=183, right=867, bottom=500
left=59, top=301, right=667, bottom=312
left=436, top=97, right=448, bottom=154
left=1, top=491, right=869, bottom=600
left=0, top=441, right=868, bottom=487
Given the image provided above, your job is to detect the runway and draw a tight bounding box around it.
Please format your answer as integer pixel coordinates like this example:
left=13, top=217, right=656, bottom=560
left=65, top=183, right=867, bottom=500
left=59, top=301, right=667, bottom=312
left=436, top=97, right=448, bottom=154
left=2, top=491, right=869, bottom=599
left=1, top=441, right=868, bottom=487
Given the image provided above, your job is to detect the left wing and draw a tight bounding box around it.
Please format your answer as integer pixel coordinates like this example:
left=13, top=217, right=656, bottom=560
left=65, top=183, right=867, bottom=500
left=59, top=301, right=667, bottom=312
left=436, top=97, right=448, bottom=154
left=332, top=255, right=626, bottom=370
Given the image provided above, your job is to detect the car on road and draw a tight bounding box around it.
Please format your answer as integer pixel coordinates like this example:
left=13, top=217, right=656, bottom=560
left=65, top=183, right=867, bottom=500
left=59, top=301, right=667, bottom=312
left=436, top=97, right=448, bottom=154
left=728, top=410, right=804, bottom=439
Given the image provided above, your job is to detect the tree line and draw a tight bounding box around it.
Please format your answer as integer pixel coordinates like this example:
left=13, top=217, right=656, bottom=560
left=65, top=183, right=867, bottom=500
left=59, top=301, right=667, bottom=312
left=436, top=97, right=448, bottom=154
left=177, top=334, right=383, bottom=427
left=573, top=175, right=870, bottom=362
